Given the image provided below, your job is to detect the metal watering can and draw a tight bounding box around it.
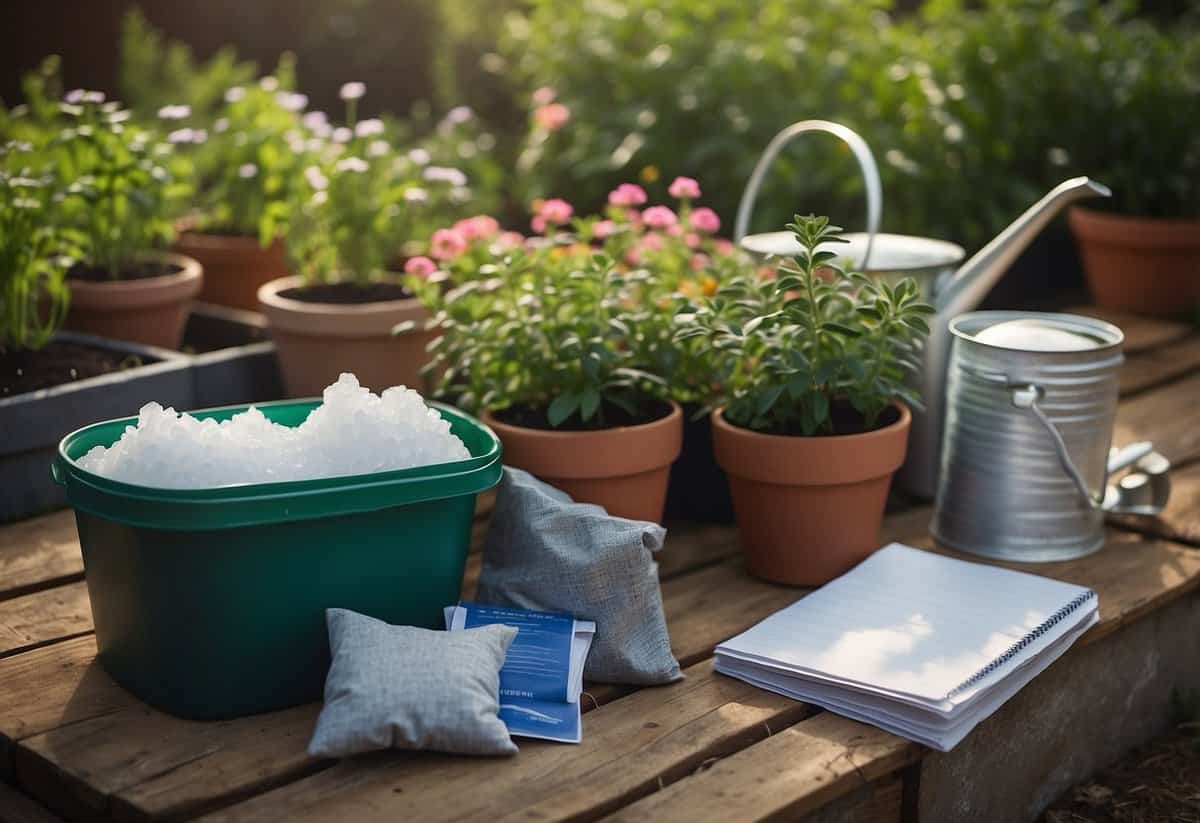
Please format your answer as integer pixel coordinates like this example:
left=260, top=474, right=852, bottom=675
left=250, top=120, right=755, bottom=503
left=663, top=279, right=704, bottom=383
left=933, top=312, right=1170, bottom=562
left=734, top=120, right=1112, bottom=498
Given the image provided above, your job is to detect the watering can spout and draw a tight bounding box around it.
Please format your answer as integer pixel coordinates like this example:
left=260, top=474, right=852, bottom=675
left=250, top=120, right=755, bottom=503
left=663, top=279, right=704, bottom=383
left=936, top=177, right=1111, bottom=318
left=900, top=176, right=1110, bottom=499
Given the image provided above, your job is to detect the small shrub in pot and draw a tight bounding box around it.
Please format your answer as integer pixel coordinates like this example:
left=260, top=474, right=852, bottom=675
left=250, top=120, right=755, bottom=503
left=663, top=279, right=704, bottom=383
left=677, top=215, right=933, bottom=584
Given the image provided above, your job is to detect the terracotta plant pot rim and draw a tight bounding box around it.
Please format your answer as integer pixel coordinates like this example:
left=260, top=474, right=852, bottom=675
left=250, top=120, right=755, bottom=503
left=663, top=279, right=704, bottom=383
left=258, top=274, right=427, bottom=339
left=713, top=402, right=911, bottom=487
left=67, top=250, right=203, bottom=311
left=176, top=230, right=284, bottom=252
left=1069, top=206, right=1200, bottom=249
left=482, top=401, right=683, bottom=480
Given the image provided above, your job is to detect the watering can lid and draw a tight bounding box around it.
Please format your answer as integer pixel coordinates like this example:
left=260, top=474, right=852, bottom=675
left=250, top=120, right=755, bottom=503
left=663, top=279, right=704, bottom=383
left=740, top=231, right=965, bottom=272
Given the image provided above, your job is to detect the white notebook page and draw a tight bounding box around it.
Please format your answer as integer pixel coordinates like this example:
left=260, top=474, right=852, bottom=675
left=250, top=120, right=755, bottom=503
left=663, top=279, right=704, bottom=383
left=716, top=544, right=1097, bottom=708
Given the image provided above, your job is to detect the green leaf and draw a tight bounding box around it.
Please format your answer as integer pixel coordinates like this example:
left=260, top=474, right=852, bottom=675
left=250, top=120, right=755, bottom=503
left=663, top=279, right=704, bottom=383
left=579, top=387, right=601, bottom=421
left=547, top=392, right=579, bottom=427
left=756, top=384, right=784, bottom=415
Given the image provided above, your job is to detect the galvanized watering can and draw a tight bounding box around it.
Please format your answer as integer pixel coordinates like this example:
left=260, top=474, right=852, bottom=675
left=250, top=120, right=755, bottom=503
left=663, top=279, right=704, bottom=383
left=735, top=120, right=1112, bottom=498
left=932, top=312, right=1170, bottom=562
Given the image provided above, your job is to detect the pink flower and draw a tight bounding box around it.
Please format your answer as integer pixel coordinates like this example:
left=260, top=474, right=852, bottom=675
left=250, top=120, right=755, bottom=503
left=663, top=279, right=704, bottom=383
left=714, top=238, right=736, bottom=256
left=640, top=233, right=665, bottom=252
left=690, top=253, right=711, bottom=271
left=453, top=215, right=500, bottom=242
left=592, top=219, right=617, bottom=239
left=641, top=205, right=678, bottom=229
left=689, top=207, right=721, bottom=234
left=668, top=176, right=701, bottom=199
left=496, top=231, right=524, bottom=250
left=685, top=232, right=701, bottom=249
left=532, top=86, right=557, bottom=106
left=666, top=223, right=683, bottom=237
left=534, top=103, right=570, bottom=131
left=404, top=256, right=437, bottom=277
left=430, top=228, right=468, bottom=261
left=608, top=183, right=648, bottom=207
left=531, top=215, right=548, bottom=234
left=624, top=248, right=643, bottom=266
left=539, top=198, right=574, bottom=225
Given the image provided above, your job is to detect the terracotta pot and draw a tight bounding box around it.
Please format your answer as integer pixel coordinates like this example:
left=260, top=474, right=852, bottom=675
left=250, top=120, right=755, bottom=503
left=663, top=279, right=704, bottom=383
left=173, top=232, right=289, bottom=312
left=712, top=403, right=911, bottom=586
left=65, top=251, right=203, bottom=350
left=482, top=402, right=683, bottom=523
left=1069, top=207, right=1200, bottom=318
left=258, top=275, right=436, bottom=398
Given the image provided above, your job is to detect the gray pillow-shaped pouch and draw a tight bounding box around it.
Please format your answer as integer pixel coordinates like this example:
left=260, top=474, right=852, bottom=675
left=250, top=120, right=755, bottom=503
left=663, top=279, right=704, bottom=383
left=308, top=608, right=518, bottom=757
left=477, top=467, right=682, bottom=686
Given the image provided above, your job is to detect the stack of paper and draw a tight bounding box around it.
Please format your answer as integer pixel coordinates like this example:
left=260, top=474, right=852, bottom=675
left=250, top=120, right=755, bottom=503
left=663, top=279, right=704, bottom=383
left=446, top=603, right=594, bottom=744
left=715, top=544, right=1098, bottom=751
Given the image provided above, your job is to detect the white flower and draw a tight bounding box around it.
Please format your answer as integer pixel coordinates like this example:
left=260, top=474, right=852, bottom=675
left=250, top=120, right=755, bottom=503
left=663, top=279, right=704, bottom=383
left=304, top=166, right=329, bottom=190
left=445, top=105, right=473, bottom=125
left=224, top=86, right=245, bottom=103
left=65, top=89, right=86, bottom=104
left=403, top=187, right=429, bottom=203
left=407, top=148, right=431, bottom=166
left=214, top=118, right=230, bottom=133
left=332, top=127, right=353, bottom=144
left=191, top=129, right=208, bottom=144
left=368, top=139, right=390, bottom=157
left=339, top=81, right=366, bottom=101
left=276, top=92, right=308, bottom=112
left=355, top=118, right=384, bottom=138
left=167, top=128, right=196, bottom=144
left=302, top=110, right=328, bottom=130
left=238, top=163, right=259, bottom=179
left=312, top=190, right=329, bottom=206
left=335, top=156, right=369, bottom=173
left=82, top=91, right=106, bottom=104
left=306, top=138, right=325, bottom=153
left=422, top=166, right=467, bottom=187
left=259, top=76, right=279, bottom=92
left=157, top=104, right=191, bottom=121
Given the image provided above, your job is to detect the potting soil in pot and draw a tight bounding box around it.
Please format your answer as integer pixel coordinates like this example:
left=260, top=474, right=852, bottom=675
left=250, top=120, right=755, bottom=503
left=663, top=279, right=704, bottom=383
left=77, top=372, right=468, bottom=487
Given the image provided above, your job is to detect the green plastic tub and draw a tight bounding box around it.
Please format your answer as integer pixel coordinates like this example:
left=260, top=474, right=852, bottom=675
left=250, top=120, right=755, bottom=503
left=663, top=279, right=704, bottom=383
left=53, top=398, right=501, bottom=720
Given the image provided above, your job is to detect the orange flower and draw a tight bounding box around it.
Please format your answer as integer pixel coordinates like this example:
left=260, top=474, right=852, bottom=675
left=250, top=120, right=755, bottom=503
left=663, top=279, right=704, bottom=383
left=701, top=275, right=718, bottom=296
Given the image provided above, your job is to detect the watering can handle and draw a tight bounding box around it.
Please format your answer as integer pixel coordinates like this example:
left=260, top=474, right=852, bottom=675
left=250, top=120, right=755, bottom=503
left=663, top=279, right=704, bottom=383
left=734, top=120, right=882, bottom=269
left=959, top=370, right=1169, bottom=515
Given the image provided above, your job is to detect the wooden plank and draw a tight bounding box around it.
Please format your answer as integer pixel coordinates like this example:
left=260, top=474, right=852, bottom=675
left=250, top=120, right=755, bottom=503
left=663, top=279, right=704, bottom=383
left=1111, top=459, right=1200, bottom=547
left=0, top=512, right=81, bottom=603
left=0, top=509, right=934, bottom=823
left=603, top=712, right=920, bottom=823
left=1119, top=334, right=1200, bottom=396
left=0, top=781, right=65, bottom=823
left=0, top=582, right=91, bottom=659
left=198, top=660, right=813, bottom=823
left=1113, top=370, right=1200, bottom=466
left=1068, top=305, right=1193, bottom=354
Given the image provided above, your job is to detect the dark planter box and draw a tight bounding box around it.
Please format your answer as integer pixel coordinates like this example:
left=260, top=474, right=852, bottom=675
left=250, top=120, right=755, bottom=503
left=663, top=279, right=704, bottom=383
left=182, top=302, right=283, bottom=409
left=0, top=332, right=194, bottom=523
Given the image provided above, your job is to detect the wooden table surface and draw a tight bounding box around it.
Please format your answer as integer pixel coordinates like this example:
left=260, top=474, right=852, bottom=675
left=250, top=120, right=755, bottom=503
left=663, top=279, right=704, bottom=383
left=1, top=306, right=1199, bottom=823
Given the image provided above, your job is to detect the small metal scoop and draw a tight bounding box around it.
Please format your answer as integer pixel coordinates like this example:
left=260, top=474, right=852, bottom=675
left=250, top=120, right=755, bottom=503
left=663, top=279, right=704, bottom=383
left=1102, top=443, right=1171, bottom=516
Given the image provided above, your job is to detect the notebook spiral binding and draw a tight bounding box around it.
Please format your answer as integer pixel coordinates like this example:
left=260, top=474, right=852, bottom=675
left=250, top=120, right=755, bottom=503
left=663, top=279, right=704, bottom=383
left=945, top=589, right=1097, bottom=699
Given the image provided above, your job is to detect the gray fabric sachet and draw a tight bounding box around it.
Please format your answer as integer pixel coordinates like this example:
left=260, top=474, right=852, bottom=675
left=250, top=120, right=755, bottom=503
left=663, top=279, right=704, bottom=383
left=477, top=467, right=683, bottom=686
left=308, top=608, right=518, bottom=758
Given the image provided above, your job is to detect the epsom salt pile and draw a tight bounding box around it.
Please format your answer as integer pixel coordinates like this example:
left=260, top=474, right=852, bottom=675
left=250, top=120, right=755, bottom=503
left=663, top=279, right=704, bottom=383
left=77, top=373, right=470, bottom=488
left=974, top=319, right=1102, bottom=352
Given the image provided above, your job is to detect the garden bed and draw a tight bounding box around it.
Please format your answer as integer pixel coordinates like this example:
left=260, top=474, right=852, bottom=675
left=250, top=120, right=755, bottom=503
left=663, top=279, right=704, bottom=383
left=0, top=332, right=192, bottom=523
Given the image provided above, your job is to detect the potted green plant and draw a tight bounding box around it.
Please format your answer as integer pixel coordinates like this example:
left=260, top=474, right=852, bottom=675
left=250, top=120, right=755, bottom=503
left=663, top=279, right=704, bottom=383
left=43, top=88, right=201, bottom=350
left=0, top=138, right=193, bottom=521
left=417, top=237, right=683, bottom=522
left=258, top=83, right=469, bottom=397
left=1056, top=11, right=1200, bottom=316
left=171, top=60, right=309, bottom=311
left=677, top=215, right=932, bottom=585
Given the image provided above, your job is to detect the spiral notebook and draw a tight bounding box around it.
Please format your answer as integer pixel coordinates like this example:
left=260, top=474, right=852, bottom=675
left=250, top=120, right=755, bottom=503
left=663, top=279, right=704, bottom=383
left=714, top=543, right=1098, bottom=751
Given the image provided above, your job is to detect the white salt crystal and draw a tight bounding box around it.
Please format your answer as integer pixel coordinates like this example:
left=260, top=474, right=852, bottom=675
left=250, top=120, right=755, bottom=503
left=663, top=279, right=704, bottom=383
left=77, top=373, right=471, bottom=488
left=974, top=320, right=1101, bottom=352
